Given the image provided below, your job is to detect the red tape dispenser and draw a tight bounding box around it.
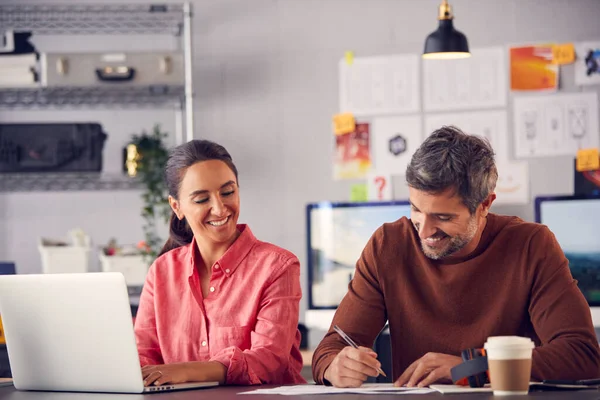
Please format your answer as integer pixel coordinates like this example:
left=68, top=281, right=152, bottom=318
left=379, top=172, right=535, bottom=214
left=450, top=348, right=490, bottom=388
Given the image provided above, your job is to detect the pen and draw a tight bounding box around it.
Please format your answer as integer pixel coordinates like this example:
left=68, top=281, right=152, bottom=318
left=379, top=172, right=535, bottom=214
left=333, top=325, right=387, bottom=378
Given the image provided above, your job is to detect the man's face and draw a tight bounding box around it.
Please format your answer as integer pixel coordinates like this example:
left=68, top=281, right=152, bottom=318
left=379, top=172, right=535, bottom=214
left=409, top=187, right=483, bottom=260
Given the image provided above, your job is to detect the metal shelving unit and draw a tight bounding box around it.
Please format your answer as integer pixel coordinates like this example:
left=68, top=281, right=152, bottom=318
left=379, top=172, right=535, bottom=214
left=0, top=4, right=185, bottom=35
left=0, top=86, right=185, bottom=109
left=0, top=173, right=142, bottom=192
left=0, top=3, right=194, bottom=192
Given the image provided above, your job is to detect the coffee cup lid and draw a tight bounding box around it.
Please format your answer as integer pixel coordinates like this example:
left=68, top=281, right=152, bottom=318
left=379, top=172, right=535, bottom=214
left=484, top=336, right=534, bottom=350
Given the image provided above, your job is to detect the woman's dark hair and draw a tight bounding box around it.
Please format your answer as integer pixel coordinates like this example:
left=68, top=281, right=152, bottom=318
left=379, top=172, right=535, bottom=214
left=158, top=139, right=238, bottom=257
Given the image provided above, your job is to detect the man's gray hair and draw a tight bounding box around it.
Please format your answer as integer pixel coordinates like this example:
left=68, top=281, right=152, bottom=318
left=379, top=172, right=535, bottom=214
left=406, top=125, right=498, bottom=214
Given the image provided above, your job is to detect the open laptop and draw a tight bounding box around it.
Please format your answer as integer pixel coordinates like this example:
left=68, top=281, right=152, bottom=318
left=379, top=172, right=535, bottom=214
left=0, top=272, right=219, bottom=393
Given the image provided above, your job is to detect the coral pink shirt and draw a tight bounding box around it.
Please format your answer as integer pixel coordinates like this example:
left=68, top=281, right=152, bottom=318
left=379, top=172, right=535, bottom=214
left=134, top=224, right=306, bottom=385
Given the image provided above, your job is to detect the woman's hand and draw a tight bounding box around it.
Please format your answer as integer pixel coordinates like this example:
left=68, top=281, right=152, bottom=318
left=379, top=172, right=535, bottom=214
left=142, top=363, right=192, bottom=386
left=142, top=361, right=227, bottom=386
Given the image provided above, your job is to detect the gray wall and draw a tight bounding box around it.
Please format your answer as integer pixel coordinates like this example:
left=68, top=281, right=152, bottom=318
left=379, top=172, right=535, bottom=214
left=1, top=0, right=600, bottom=322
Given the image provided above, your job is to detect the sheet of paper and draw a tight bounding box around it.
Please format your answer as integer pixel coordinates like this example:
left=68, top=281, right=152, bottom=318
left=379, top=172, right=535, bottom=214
left=494, top=160, right=530, bottom=205
left=430, top=384, right=492, bottom=394
left=239, top=383, right=435, bottom=395
left=372, top=115, right=423, bottom=175
left=367, top=173, right=392, bottom=201
left=424, top=110, right=509, bottom=159
left=575, top=41, right=600, bottom=86
left=513, top=92, right=599, bottom=158
left=339, top=54, right=420, bottom=116
left=423, top=47, right=507, bottom=112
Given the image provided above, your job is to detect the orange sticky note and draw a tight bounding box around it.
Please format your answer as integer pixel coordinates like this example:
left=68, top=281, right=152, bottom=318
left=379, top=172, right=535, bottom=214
left=333, top=113, right=356, bottom=135
left=576, top=148, right=600, bottom=172
left=552, top=43, right=575, bottom=65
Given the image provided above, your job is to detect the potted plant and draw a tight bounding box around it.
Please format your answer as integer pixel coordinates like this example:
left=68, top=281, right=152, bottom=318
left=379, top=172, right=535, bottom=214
left=126, top=124, right=172, bottom=263
left=101, top=125, right=171, bottom=287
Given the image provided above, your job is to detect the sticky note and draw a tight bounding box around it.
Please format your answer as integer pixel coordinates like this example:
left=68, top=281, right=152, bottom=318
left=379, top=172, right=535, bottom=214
left=350, top=184, right=367, bottom=202
left=345, top=51, right=354, bottom=65
left=576, top=148, right=600, bottom=172
left=552, top=43, right=575, bottom=65
left=333, top=113, right=356, bottom=135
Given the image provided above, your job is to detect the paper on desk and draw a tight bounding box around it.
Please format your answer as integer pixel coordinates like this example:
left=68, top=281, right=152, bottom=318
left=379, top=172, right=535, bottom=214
left=430, top=384, right=492, bottom=394
left=239, top=383, right=435, bottom=395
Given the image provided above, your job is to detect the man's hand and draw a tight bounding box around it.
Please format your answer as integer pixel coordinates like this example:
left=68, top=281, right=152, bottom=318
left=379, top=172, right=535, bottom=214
left=394, top=352, right=462, bottom=388
left=324, top=346, right=382, bottom=388
left=142, top=363, right=192, bottom=386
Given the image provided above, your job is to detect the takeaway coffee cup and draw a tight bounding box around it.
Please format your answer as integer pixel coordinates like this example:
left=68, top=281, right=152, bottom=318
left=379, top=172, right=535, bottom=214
left=484, top=336, right=535, bottom=395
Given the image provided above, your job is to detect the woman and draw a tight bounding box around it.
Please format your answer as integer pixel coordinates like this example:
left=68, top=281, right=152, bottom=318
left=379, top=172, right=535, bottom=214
left=134, top=139, right=305, bottom=386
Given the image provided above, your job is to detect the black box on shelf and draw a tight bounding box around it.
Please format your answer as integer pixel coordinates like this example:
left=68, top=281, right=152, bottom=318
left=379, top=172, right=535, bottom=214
left=0, top=123, right=107, bottom=173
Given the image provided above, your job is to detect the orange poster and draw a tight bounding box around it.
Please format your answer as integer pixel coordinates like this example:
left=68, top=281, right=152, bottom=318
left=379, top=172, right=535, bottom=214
left=510, top=45, right=559, bottom=91
left=334, top=122, right=371, bottom=180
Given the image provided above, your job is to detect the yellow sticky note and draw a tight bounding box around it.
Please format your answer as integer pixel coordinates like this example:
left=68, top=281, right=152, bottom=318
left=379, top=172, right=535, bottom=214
left=333, top=113, right=356, bottom=135
left=350, top=184, right=368, bottom=202
left=576, top=148, right=600, bottom=172
left=552, top=43, right=575, bottom=65
left=345, top=51, right=354, bottom=65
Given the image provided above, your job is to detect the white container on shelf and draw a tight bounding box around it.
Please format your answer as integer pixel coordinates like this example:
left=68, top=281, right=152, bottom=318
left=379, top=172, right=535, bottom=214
left=38, top=242, right=91, bottom=274
left=99, top=253, right=149, bottom=287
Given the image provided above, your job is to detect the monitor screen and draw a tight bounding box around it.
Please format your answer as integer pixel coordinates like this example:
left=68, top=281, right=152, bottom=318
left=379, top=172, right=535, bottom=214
left=535, top=195, right=600, bottom=306
left=306, top=201, right=412, bottom=309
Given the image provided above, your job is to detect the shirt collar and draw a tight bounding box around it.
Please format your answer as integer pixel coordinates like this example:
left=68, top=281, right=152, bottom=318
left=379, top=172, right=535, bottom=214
left=187, top=224, right=257, bottom=277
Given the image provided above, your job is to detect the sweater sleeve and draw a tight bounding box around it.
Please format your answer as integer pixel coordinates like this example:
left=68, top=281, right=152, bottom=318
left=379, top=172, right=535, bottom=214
left=528, top=225, right=600, bottom=380
left=311, top=228, right=388, bottom=385
left=134, top=262, right=164, bottom=366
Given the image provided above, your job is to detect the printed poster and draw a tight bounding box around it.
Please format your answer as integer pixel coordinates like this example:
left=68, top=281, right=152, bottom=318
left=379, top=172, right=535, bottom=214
left=510, top=45, right=559, bottom=92
left=575, top=41, right=600, bottom=86
left=333, top=122, right=371, bottom=180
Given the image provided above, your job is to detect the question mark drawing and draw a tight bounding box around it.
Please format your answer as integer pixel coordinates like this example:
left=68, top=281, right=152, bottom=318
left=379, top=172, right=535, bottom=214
left=375, top=176, right=386, bottom=200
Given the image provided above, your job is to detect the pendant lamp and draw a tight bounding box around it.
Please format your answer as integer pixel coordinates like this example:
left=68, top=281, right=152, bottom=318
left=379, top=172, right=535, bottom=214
left=423, top=0, right=470, bottom=59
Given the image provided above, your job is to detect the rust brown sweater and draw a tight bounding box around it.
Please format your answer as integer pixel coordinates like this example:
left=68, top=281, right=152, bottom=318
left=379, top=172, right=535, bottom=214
left=312, top=213, right=600, bottom=384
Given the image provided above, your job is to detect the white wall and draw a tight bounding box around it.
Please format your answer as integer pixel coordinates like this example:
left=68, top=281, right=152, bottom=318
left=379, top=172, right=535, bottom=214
left=2, top=0, right=600, bottom=322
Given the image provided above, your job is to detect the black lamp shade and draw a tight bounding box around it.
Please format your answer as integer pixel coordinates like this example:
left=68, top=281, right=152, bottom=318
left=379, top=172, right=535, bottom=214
left=423, top=19, right=470, bottom=59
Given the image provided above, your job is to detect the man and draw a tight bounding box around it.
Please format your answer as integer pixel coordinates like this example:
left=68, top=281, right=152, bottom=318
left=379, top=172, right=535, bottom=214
left=312, top=126, right=600, bottom=388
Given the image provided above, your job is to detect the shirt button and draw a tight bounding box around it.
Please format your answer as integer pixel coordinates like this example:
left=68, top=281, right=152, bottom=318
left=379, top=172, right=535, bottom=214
left=201, top=340, right=207, bottom=346
left=214, top=265, right=219, bottom=269
left=209, top=286, right=215, bottom=292
left=225, top=269, right=230, bottom=273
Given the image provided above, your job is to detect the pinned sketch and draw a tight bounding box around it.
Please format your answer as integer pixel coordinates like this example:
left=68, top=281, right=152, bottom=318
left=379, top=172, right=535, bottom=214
left=424, top=110, right=509, bottom=159
left=575, top=41, right=600, bottom=86
left=367, top=173, right=392, bottom=201
left=494, top=161, right=530, bottom=205
left=334, top=122, right=372, bottom=180
left=339, top=54, right=420, bottom=116
left=513, top=92, right=599, bottom=158
left=510, top=45, right=558, bottom=91
left=423, top=47, right=507, bottom=112
left=371, top=115, right=422, bottom=175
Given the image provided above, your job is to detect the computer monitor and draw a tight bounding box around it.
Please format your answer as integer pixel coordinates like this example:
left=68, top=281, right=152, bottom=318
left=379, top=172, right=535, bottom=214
left=535, top=195, right=600, bottom=306
left=306, top=201, right=412, bottom=309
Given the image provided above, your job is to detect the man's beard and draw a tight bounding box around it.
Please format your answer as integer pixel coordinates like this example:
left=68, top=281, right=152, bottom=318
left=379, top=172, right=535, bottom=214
left=414, top=215, right=479, bottom=260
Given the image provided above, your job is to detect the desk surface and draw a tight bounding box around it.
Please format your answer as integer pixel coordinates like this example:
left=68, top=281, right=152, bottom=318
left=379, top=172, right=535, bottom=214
left=0, top=385, right=599, bottom=399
